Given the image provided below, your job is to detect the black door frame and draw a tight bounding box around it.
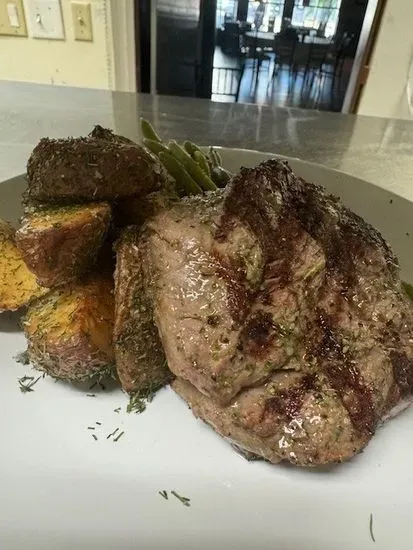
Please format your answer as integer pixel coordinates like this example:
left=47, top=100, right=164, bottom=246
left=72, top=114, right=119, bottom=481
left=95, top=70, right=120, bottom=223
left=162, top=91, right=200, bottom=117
left=135, top=0, right=151, bottom=93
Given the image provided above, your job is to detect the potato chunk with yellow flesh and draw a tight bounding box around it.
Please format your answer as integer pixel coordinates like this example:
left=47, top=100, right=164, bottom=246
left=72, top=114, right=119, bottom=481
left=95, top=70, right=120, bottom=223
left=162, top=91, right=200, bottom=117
left=16, top=202, right=111, bottom=288
left=0, top=219, right=48, bottom=312
left=24, top=276, right=115, bottom=381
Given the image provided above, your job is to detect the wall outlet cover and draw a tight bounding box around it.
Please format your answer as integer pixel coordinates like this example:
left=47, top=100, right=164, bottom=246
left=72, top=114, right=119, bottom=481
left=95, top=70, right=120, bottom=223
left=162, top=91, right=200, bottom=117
left=26, top=0, right=65, bottom=40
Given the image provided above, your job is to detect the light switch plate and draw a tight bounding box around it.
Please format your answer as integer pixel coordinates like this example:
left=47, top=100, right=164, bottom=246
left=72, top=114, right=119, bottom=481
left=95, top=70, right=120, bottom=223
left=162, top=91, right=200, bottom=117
left=72, top=2, right=92, bottom=42
left=0, top=0, right=28, bottom=36
left=26, top=0, right=65, bottom=40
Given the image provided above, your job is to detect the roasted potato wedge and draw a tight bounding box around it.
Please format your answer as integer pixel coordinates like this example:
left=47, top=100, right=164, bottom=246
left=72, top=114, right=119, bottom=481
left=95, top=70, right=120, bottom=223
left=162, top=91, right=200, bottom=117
left=24, top=276, right=115, bottom=381
left=114, top=227, right=171, bottom=394
left=0, top=219, right=48, bottom=311
left=16, top=202, right=111, bottom=287
left=26, top=134, right=167, bottom=203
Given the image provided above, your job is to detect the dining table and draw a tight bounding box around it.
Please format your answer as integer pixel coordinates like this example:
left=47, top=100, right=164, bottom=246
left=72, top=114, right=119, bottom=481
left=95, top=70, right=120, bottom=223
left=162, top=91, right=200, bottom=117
left=303, top=35, right=332, bottom=46
left=245, top=30, right=332, bottom=56
left=244, top=30, right=275, bottom=50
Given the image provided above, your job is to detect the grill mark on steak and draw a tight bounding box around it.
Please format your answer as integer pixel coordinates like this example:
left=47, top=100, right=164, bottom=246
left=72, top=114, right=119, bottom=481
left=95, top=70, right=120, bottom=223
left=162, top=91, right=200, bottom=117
left=262, top=217, right=303, bottom=288
left=211, top=252, right=253, bottom=325
left=239, top=310, right=277, bottom=358
left=264, top=373, right=316, bottom=420
left=390, top=350, right=413, bottom=397
left=313, top=312, right=376, bottom=434
left=215, top=166, right=280, bottom=258
left=222, top=160, right=398, bottom=290
left=280, top=168, right=398, bottom=279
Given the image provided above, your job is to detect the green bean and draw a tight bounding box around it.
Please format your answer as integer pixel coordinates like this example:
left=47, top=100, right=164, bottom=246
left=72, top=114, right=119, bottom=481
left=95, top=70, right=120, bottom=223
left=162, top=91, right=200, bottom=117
left=140, top=118, right=162, bottom=142
left=168, top=141, right=217, bottom=192
left=143, top=138, right=169, bottom=157
left=186, top=141, right=216, bottom=177
left=194, top=151, right=211, bottom=176
left=214, top=149, right=223, bottom=166
left=209, top=147, right=220, bottom=167
left=183, top=140, right=204, bottom=158
left=211, top=166, right=232, bottom=188
left=159, top=151, right=203, bottom=196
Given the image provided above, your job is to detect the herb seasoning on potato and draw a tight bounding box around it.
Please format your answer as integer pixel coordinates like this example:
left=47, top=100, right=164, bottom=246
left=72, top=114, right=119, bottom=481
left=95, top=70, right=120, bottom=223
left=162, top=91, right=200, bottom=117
left=0, top=218, right=48, bottom=311
left=24, top=275, right=115, bottom=382
left=16, top=202, right=111, bottom=287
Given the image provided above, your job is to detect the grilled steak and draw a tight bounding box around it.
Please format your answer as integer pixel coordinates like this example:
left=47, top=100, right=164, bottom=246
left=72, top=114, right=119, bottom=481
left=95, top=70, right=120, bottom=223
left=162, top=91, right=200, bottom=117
left=141, top=159, right=413, bottom=465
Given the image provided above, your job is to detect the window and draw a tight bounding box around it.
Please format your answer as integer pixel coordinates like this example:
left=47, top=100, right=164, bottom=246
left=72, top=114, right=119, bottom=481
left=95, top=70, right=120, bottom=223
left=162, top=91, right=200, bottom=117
left=216, top=0, right=239, bottom=28
left=291, top=0, right=342, bottom=38
left=247, top=1, right=285, bottom=33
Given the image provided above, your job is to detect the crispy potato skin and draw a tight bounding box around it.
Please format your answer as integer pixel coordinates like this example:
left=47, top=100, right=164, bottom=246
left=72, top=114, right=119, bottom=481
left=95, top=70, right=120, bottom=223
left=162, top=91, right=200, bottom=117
left=16, top=203, right=111, bottom=287
left=0, top=219, right=48, bottom=311
left=114, top=227, right=171, bottom=394
left=26, top=137, right=167, bottom=203
left=24, top=276, right=115, bottom=381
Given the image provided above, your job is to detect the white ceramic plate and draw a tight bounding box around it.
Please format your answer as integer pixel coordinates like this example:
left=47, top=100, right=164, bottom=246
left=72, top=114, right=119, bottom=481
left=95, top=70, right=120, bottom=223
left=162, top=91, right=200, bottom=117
left=1, top=149, right=413, bottom=550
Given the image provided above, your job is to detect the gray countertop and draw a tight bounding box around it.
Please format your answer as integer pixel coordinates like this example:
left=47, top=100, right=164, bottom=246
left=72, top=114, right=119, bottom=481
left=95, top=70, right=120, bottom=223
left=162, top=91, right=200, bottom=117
left=2, top=80, right=413, bottom=200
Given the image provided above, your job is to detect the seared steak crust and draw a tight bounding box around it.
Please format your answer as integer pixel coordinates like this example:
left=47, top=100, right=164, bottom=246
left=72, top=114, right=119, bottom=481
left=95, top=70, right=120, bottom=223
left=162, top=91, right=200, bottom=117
left=145, top=159, right=413, bottom=465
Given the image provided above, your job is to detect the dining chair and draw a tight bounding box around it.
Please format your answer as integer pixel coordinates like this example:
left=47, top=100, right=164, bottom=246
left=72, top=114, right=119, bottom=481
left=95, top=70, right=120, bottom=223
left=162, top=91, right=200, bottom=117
left=290, top=42, right=311, bottom=84
left=321, top=33, right=354, bottom=85
left=269, top=33, right=298, bottom=81
left=211, top=66, right=244, bottom=102
left=241, top=33, right=272, bottom=92
left=304, top=42, right=330, bottom=101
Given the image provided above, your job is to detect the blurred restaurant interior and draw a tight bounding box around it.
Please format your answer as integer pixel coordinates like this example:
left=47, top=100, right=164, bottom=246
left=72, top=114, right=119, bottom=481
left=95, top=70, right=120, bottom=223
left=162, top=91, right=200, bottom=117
left=137, top=0, right=376, bottom=113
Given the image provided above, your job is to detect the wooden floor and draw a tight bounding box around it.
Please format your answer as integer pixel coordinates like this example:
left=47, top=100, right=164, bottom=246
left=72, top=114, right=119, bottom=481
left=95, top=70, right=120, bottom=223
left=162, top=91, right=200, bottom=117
left=211, top=47, right=351, bottom=112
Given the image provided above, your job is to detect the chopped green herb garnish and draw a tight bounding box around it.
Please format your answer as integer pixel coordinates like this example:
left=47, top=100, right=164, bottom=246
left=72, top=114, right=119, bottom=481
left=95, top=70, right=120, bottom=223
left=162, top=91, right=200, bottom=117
left=171, top=490, right=191, bottom=507
left=87, top=426, right=95, bottom=430
left=126, top=382, right=163, bottom=414
left=95, top=421, right=102, bottom=426
left=92, top=434, right=98, bottom=441
left=86, top=394, right=96, bottom=397
left=106, top=428, right=119, bottom=440
left=18, top=375, right=41, bottom=393
left=369, top=513, right=375, bottom=543
left=15, top=351, right=30, bottom=365
left=113, top=407, right=121, bottom=413
left=113, top=431, right=125, bottom=442
left=304, top=261, right=324, bottom=281
left=334, top=426, right=343, bottom=441
left=159, top=490, right=168, bottom=500
left=127, top=394, right=146, bottom=414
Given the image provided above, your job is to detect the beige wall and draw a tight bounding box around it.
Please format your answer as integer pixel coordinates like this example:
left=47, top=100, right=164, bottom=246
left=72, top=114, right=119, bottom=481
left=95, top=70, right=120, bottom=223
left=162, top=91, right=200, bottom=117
left=0, top=0, right=115, bottom=89
left=358, top=0, right=413, bottom=119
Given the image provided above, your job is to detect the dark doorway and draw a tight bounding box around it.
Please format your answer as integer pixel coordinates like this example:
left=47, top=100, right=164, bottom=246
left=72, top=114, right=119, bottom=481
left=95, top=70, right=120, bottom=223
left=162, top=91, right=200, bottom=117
left=136, top=1, right=217, bottom=98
